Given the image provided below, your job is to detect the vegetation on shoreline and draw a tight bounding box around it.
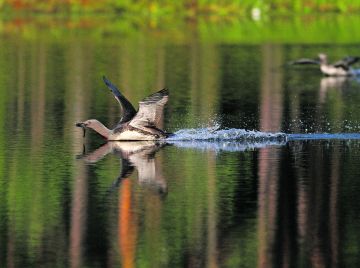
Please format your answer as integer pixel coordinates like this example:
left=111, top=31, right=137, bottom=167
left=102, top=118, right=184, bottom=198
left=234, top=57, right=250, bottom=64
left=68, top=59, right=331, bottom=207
left=2, top=14, right=360, bottom=44
left=1, top=0, right=360, bottom=16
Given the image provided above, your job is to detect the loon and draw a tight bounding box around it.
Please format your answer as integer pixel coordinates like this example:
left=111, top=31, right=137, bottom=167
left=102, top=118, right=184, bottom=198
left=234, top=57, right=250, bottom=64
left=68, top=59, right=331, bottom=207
left=76, top=76, right=171, bottom=141
left=289, top=53, right=360, bottom=76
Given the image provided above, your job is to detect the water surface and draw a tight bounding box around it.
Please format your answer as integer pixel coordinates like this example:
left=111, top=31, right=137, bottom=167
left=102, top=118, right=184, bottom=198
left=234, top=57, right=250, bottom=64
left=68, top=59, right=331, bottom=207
left=1, top=17, right=360, bottom=267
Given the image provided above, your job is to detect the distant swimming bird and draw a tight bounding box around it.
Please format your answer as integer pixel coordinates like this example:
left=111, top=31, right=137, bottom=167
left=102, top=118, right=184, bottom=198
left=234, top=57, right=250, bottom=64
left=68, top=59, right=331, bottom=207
left=289, top=53, right=360, bottom=76
left=76, top=76, right=171, bottom=140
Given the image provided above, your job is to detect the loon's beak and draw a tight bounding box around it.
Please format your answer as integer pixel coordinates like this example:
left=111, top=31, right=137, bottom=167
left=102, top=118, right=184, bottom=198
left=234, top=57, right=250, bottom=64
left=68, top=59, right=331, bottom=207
left=76, top=122, right=86, bottom=137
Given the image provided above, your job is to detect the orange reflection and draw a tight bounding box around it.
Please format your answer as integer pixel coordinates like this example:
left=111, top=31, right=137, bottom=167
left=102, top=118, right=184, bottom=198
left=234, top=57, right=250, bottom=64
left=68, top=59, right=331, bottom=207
left=118, top=179, right=138, bottom=268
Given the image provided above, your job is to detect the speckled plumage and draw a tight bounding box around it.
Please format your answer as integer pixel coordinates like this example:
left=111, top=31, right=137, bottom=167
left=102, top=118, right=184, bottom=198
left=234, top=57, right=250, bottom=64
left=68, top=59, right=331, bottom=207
left=76, top=77, right=171, bottom=141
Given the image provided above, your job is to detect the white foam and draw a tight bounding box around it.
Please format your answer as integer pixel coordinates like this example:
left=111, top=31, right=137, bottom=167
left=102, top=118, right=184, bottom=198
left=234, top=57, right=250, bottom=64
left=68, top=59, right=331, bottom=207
left=351, top=68, right=360, bottom=76
left=165, top=127, right=287, bottom=152
left=167, top=127, right=287, bottom=142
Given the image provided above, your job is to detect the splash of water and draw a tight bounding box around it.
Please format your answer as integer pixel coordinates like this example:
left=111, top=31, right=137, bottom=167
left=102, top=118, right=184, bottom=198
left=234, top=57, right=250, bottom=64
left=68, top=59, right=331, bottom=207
left=167, top=127, right=286, bottom=152
left=167, top=127, right=287, bottom=142
left=351, top=68, right=360, bottom=76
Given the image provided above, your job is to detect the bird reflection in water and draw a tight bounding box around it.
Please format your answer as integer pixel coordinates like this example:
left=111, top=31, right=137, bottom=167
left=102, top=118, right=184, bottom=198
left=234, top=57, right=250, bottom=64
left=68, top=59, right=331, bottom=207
left=81, top=141, right=167, bottom=194
left=77, top=141, right=167, bottom=268
left=319, top=76, right=350, bottom=104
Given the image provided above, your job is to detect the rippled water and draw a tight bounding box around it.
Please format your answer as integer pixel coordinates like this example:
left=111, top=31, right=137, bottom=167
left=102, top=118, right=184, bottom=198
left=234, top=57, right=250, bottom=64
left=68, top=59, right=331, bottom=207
left=1, top=19, right=360, bottom=268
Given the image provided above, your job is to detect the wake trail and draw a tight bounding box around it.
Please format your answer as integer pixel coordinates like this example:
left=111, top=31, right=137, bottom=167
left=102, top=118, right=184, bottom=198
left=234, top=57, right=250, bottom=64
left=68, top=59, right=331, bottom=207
left=287, top=133, right=360, bottom=140
left=166, top=128, right=360, bottom=152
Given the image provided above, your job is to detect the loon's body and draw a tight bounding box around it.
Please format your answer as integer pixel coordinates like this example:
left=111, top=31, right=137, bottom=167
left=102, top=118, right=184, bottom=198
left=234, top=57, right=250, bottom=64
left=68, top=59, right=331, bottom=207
left=110, top=122, right=169, bottom=141
left=290, top=53, right=360, bottom=76
left=76, top=76, right=170, bottom=141
left=320, top=63, right=348, bottom=76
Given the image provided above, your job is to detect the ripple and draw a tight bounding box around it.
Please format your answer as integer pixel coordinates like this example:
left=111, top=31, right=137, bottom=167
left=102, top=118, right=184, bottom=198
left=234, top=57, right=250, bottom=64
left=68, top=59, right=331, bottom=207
left=288, top=133, right=360, bottom=140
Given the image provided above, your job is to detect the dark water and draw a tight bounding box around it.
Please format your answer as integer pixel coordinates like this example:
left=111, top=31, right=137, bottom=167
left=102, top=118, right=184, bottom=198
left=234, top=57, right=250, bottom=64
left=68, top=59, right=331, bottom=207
left=1, top=24, right=360, bottom=268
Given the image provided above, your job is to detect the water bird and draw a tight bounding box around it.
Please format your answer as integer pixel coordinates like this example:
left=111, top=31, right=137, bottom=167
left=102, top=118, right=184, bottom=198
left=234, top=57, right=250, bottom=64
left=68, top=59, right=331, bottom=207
left=289, top=53, right=360, bottom=76
left=76, top=76, right=171, bottom=141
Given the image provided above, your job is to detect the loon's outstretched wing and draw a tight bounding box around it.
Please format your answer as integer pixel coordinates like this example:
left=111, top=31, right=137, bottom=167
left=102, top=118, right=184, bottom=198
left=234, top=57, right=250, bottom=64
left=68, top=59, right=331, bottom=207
left=333, top=56, right=360, bottom=70
left=289, top=58, right=320, bottom=65
left=103, top=76, right=137, bottom=124
left=129, top=88, right=169, bottom=132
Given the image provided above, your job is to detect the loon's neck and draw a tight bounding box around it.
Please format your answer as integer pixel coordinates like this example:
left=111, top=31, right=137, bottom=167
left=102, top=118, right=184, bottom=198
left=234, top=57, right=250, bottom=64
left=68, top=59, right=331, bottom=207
left=88, top=120, right=111, bottom=139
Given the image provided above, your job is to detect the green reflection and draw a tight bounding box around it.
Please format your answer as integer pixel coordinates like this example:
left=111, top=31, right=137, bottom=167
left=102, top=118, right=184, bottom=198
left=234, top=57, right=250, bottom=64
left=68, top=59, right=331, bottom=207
left=0, top=17, right=360, bottom=268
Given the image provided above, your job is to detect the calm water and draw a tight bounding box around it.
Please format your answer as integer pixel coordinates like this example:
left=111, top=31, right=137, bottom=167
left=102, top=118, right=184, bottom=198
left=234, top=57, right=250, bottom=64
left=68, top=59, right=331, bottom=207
left=1, top=19, right=360, bottom=268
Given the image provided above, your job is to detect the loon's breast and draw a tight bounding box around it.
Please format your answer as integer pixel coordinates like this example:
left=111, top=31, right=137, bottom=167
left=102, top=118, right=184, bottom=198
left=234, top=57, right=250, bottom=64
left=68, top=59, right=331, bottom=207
left=108, top=130, right=157, bottom=141
left=321, top=65, right=349, bottom=76
left=109, top=127, right=169, bottom=141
